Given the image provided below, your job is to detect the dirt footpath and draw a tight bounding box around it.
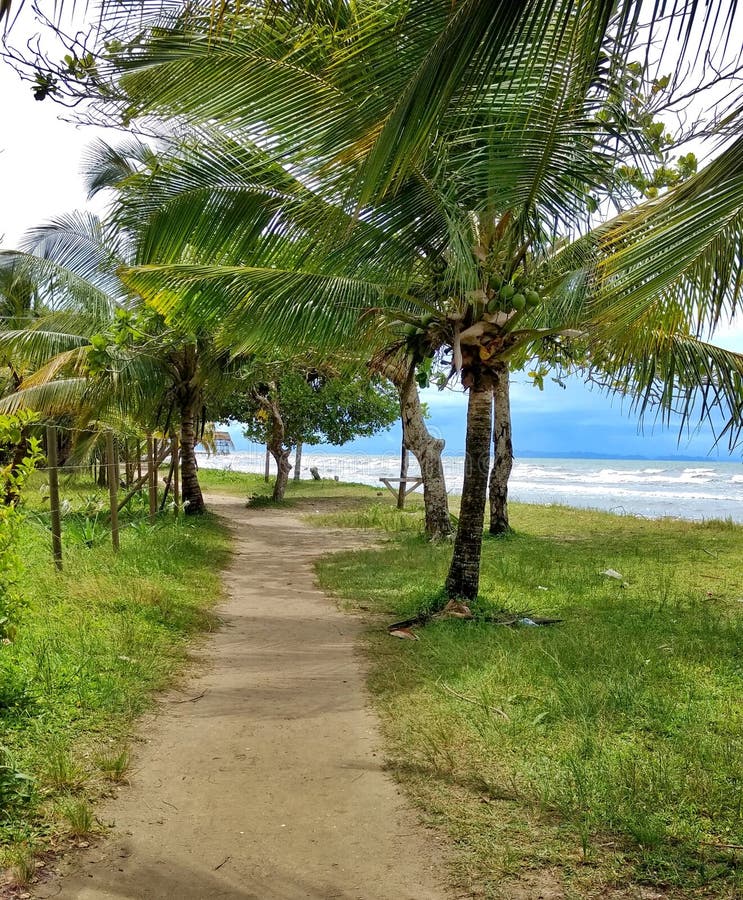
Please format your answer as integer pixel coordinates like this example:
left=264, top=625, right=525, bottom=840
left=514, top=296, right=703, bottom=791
left=35, top=495, right=451, bottom=900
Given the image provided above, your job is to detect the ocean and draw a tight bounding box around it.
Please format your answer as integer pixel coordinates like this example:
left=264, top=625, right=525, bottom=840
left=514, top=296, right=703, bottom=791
left=197, top=448, right=743, bottom=523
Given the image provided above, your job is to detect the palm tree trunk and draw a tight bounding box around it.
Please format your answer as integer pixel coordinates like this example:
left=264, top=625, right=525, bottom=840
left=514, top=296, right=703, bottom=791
left=489, top=362, right=513, bottom=535
left=180, top=399, right=205, bottom=515
left=4, top=428, right=29, bottom=506
left=97, top=451, right=107, bottom=488
left=390, top=365, right=452, bottom=540
left=445, top=380, right=493, bottom=600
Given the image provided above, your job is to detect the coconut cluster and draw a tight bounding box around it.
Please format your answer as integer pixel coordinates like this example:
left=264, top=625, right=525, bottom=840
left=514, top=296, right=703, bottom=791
left=485, top=278, right=541, bottom=315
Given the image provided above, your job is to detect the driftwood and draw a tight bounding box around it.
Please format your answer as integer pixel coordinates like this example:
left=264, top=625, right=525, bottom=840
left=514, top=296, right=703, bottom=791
left=388, top=605, right=563, bottom=635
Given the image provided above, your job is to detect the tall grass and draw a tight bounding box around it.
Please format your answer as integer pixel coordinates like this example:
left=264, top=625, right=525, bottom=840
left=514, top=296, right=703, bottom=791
left=314, top=500, right=743, bottom=896
left=0, top=477, right=229, bottom=860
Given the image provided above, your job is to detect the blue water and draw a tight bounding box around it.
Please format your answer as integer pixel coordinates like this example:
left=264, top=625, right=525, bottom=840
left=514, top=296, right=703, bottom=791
left=198, top=450, right=743, bottom=523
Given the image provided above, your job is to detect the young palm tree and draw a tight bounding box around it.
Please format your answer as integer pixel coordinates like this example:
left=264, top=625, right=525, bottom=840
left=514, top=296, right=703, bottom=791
left=0, top=203, right=241, bottom=515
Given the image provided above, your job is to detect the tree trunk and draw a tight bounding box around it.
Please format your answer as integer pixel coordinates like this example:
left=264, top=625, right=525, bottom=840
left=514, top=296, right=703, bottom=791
left=392, top=366, right=452, bottom=540
left=97, top=452, right=107, bottom=488
left=260, top=384, right=292, bottom=501
left=293, top=441, right=303, bottom=481
left=180, top=399, right=205, bottom=515
left=270, top=444, right=292, bottom=501
left=124, top=439, right=133, bottom=487
left=489, top=362, right=513, bottom=535
left=4, top=428, right=29, bottom=506
left=445, top=378, right=493, bottom=600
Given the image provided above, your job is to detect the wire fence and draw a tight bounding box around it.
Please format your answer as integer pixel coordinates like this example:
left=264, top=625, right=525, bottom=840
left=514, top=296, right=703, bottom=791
left=20, top=426, right=183, bottom=569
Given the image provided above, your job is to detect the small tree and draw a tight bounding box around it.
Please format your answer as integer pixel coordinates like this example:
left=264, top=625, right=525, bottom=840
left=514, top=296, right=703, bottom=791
left=228, top=367, right=398, bottom=501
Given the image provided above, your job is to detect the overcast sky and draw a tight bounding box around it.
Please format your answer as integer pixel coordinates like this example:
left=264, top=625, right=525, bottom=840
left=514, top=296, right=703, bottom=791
left=1, top=12, right=742, bottom=461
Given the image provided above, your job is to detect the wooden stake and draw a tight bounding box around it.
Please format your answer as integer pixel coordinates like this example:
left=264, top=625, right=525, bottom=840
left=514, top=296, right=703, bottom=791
left=147, top=434, right=157, bottom=524
left=397, top=444, right=409, bottom=510
left=46, top=425, right=62, bottom=570
left=264, top=444, right=271, bottom=482
left=106, top=431, right=120, bottom=552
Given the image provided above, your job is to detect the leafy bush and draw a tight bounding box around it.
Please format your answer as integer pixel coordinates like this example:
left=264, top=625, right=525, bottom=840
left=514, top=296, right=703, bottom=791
left=0, top=661, right=33, bottom=713
left=0, top=749, right=33, bottom=820
left=0, top=412, right=44, bottom=637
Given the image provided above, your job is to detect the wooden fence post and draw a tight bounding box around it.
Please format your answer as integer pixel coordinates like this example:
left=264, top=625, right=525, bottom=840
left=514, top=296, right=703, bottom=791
left=147, top=434, right=157, bottom=524
left=46, top=424, right=63, bottom=570
left=106, top=431, right=120, bottom=552
left=397, top=445, right=409, bottom=510
left=264, top=444, right=271, bottom=483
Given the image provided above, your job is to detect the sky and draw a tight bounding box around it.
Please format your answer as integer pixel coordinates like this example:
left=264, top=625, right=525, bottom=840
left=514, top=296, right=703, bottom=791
left=2, top=10, right=742, bottom=463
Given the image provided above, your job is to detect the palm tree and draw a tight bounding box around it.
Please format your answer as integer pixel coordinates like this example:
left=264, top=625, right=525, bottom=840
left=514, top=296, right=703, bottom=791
left=0, top=201, right=241, bottom=515
left=57, top=2, right=743, bottom=597
left=102, top=131, right=456, bottom=535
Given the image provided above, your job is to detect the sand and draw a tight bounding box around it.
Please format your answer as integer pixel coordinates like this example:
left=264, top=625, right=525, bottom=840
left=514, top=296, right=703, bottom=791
left=33, top=495, right=452, bottom=900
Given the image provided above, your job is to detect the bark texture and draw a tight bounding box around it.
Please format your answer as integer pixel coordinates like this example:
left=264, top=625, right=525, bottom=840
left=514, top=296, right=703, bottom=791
left=293, top=441, right=303, bottom=481
left=4, top=428, right=29, bottom=506
left=180, top=398, right=205, bottom=515
left=393, top=367, right=452, bottom=540
left=445, top=374, right=493, bottom=600
left=259, top=384, right=292, bottom=501
left=97, top=456, right=108, bottom=488
left=489, top=362, right=513, bottom=535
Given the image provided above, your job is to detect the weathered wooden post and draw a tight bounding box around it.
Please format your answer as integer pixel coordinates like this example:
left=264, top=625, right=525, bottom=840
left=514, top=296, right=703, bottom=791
left=46, top=424, right=62, bottom=570
left=106, top=431, right=120, bottom=552
left=264, top=444, right=271, bottom=483
left=397, top=444, right=409, bottom=510
left=293, top=441, right=303, bottom=481
left=147, top=434, right=157, bottom=524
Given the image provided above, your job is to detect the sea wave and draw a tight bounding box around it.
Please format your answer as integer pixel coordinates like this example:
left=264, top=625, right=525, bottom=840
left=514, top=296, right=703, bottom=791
left=197, top=450, right=743, bottom=522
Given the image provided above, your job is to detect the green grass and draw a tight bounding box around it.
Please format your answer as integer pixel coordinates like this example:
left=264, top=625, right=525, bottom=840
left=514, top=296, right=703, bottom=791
left=7, top=465, right=741, bottom=896
left=312, top=497, right=743, bottom=898
left=198, top=465, right=386, bottom=505
left=0, top=476, right=230, bottom=865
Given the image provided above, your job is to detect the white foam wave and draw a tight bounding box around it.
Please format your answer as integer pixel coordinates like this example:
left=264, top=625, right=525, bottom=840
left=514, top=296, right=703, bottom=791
left=197, top=451, right=743, bottom=522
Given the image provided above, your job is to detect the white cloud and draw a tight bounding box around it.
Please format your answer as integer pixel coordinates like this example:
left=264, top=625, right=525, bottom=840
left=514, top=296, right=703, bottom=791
left=0, top=49, right=108, bottom=247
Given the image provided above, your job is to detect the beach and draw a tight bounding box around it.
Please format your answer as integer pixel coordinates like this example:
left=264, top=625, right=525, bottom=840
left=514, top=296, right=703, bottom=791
left=197, top=448, right=743, bottom=523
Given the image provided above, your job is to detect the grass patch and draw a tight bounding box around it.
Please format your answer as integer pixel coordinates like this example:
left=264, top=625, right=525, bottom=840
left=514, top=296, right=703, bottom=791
left=314, top=496, right=743, bottom=897
left=0, top=476, right=230, bottom=865
left=198, top=466, right=385, bottom=508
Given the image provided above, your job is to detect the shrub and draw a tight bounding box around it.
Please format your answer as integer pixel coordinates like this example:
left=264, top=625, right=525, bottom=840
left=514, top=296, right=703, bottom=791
left=0, top=412, right=44, bottom=638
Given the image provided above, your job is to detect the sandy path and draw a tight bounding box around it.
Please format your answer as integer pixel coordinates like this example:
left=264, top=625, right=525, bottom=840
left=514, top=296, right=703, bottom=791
left=35, top=495, right=451, bottom=900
